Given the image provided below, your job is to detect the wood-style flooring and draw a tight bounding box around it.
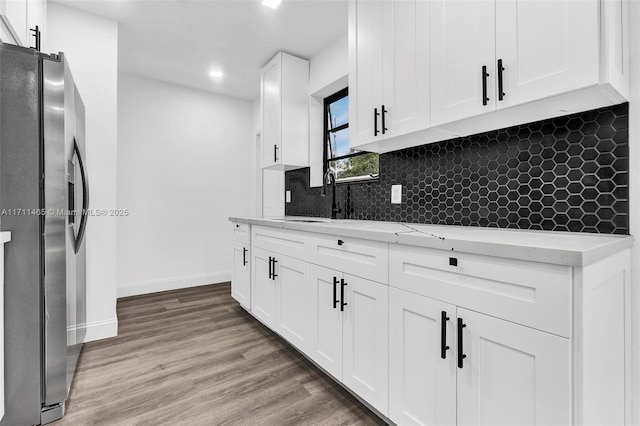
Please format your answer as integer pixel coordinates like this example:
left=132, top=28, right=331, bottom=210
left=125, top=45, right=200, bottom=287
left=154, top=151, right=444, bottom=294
left=51, top=283, right=384, bottom=426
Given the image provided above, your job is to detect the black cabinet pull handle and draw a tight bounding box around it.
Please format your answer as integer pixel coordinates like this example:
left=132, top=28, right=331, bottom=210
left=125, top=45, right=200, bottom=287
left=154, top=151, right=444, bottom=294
left=337, top=239, right=344, bottom=246
left=482, top=65, right=490, bottom=106
left=441, top=311, right=450, bottom=359
left=333, top=277, right=339, bottom=309
left=30, top=26, right=41, bottom=52
left=243, top=247, right=247, bottom=266
left=374, top=108, right=380, bottom=136
left=268, top=256, right=273, bottom=279
left=449, top=257, right=458, bottom=267
left=381, top=105, right=388, bottom=134
left=340, top=278, right=348, bottom=311
left=272, top=258, right=278, bottom=280
left=273, top=144, right=279, bottom=162
left=498, top=59, right=505, bottom=101
left=458, top=318, right=467, bottom=368
left=236, top=223, right=239, bottom=228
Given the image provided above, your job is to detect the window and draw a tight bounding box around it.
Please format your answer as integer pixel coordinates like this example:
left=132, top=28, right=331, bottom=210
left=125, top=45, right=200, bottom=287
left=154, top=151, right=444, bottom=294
left=324, top=88, right=379, bottom=182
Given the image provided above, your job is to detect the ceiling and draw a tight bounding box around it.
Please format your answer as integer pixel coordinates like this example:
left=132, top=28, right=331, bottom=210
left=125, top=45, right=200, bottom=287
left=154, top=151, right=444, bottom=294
left=52, top=0, right=348, bottom=100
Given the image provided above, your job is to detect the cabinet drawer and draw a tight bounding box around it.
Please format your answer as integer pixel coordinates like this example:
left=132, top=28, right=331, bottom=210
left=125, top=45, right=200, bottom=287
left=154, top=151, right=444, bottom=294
left=309, top=234, right=388, bottom=284
left=252, top=226, right=309, bottom=261
left=232, top=222, right=250, bottom=244
left=389, top=245, right=572, bottom=337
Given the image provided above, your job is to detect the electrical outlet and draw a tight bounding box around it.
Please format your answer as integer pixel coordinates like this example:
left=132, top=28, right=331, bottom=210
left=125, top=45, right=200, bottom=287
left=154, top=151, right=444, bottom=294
left=286, top=190, right=291, bottom=203
left=391, top=185, right=402, bottom=204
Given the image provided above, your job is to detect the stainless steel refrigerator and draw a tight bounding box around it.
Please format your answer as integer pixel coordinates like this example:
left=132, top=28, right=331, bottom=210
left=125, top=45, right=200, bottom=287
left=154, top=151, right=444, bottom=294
left=0, top=42, right=88, bottom=425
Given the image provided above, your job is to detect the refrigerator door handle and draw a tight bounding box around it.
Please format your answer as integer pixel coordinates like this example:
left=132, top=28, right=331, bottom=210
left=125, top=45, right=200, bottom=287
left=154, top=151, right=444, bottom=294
left=73, top=139, right=89, bottom=254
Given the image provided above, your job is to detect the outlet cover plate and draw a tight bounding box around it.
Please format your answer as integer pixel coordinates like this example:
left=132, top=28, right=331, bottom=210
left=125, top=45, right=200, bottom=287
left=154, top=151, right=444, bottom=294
left=391, top=185, right=402, bottom=204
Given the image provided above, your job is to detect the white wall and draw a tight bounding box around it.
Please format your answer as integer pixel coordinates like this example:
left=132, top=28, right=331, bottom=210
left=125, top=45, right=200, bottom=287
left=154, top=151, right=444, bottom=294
left=117, top=73, right=254, bottom=297
left=308, top=34, right=348, bottom=187
left=47, top=3, right=118, bottom=341
left=628, top=2, right=640, bottom=423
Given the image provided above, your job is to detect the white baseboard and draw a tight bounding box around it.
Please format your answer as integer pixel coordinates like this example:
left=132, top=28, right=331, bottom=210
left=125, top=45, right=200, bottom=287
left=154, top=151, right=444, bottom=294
left=68, top=317, right=119, bottom=343
left=117, top=271, right=231, bottom=298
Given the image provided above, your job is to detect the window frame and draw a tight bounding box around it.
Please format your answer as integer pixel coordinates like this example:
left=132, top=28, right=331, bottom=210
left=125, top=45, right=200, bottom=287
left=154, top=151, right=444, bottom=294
left=323, top=88, right=379, bottom=183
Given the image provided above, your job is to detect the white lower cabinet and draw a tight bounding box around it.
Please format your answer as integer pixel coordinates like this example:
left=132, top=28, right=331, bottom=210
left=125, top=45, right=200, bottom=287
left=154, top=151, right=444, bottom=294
left=231, top=241, right=250, bottom=309
left=251, top=247, right=276, bottom=328
left=233, top=223, right=630, bottom=425
left=309, top=265, right=389, bottom=416
left=251, top=246, right=310, bottom=351
left=457, top=308, right=570, bottom=426
left=389, top=286, right=571, bottom=426
left=309, top=264, right=344, bottom=379
left=275, top=255, right=310, bottom=352
left=389, top=287, right=456, bottom=426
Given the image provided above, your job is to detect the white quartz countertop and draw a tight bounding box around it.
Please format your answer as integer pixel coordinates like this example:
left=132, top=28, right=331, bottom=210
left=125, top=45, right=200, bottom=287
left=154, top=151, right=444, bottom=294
left=229, top=216, right=633, bottom=267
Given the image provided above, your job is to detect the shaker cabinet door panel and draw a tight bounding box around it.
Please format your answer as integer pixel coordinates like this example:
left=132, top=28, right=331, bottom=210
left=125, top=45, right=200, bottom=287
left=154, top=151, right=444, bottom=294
left=381, top=0, right=430, bottom=138
left=456, top=308, right=571, bottom=426
left=430, top=0, right=496, bottom=126
left=261, top=56, right=281, bottom=168
left=275, top=255, right=310, bottom=352
left=309, top=265, right=344, bottom=380
left=495, top=0, right=599, bottom=109
left=350, top=0, right=384, bottom=147
left=251, top=247, right=276, bottom=328
left=231, top=241, right=251, bottom=309
left=389, top=287, right=456, bottom=426
left=342, top=274, right=389, bottom=416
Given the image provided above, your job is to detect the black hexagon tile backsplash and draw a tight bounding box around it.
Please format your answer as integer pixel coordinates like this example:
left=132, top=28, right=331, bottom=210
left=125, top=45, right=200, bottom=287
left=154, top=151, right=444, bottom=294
left=285, top=103, right=629, bottom=235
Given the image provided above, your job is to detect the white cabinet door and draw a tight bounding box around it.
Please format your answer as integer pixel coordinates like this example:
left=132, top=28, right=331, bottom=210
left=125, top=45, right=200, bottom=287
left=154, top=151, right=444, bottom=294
left=231, top=241, right=250, bottom=309
left=275, top=254, right=310, bottom=352
left=389, top=288, right=456, bottom=426
left=309, top=265, right=344, bottom=380
left=430, top=0, right=495, bottom=126
left=251, top=247, right=276, bottom=328
left=342, top=274, right=389, bottom=416
left=349, top=0, right=384, bottom=147
left=456, top=308, right=571, bottom=426
left=381, top=0, right=430, bottom=138
left=261, top=54, right=281, bottom=168
left=495, top=0, right=599, bottom=109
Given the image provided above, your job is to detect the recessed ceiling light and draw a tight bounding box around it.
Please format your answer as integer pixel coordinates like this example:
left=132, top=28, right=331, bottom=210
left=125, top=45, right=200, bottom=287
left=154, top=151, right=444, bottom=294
left=262, top=0, right=281, bottom=10
left=209, top=70, right=224, bottom=79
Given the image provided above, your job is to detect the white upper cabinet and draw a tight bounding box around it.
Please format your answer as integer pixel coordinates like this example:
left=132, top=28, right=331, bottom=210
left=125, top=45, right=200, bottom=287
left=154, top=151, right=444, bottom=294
left=260, top=51, right=309, bottom=170
left=0, top=0, right=44, bottom=48
left=430, top=0, right=495, bottom=126
left=350, top=0, right=434, bottom=151
left=349, top=0, right=383, bottom=148
left=494, top=0, right=599, bottom=109
left=350, top=0, right=629, bottom=153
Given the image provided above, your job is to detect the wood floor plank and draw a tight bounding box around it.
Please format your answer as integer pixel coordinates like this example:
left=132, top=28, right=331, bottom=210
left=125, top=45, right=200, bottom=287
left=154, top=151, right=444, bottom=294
left=51, top=283, right=384, bottom=426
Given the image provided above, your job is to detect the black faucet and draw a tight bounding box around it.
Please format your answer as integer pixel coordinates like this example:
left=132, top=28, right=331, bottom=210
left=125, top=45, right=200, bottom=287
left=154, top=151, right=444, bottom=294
left=322, top=169, right=342, bottom=220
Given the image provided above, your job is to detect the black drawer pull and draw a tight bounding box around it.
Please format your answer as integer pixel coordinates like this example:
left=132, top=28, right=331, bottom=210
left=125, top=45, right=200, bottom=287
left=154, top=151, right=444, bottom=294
left=449, top=257, right=458, bottom=267
left=374, top=108, right=380, bottom=136
left=482, top=65, right=490, bottom=106
left=273, top=144, right=279, bottom=162
left=333, top=277, right=339, bottom=309
left=268, top=256, right=273, bottom=279
left=243, top=247, right=247, bottom=266
left=441, top=311, right=450, bottom=359
left=498, top=58, right=505, bottom=101
left=271, top=258, right=278, bottom=280
left=340, top=278, right=348, bottom=311
left=458, top=318, right=467, bottom=368
left=381, top=105, right=388, bottom=134
left=337, top=239, right=344, bottom=246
